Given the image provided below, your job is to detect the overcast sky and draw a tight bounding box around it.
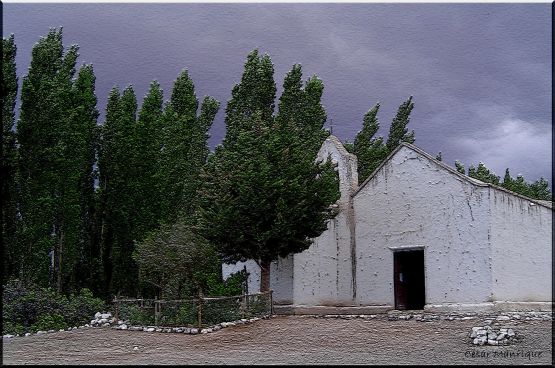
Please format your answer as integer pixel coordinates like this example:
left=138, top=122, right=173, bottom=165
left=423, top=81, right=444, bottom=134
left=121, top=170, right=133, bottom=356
left=3, top=3, right=552, bottom=182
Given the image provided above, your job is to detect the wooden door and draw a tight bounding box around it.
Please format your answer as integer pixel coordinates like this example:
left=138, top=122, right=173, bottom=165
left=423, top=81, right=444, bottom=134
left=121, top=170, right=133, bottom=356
left=394, top=251, right=408, bottom=310
left=394, top=250, right=425, bottom=310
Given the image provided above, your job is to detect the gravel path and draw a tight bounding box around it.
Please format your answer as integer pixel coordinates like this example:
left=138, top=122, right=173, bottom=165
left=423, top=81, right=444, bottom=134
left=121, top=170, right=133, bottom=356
left=2, top=315, right=552, bottom=365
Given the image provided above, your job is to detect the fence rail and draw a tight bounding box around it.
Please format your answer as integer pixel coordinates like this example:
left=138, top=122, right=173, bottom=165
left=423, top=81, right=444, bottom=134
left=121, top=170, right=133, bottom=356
left=113, top=291, right=273, bottom=328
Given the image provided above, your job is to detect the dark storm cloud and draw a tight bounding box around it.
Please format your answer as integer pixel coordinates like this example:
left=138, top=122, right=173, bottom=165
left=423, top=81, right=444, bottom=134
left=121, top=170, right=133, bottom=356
left=3, top=3, right=551, bottom=181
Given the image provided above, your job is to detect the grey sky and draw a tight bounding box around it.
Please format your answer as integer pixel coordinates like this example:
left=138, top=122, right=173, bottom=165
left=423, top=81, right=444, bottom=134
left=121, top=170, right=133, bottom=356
left=3, top=3, right=552, bottom=182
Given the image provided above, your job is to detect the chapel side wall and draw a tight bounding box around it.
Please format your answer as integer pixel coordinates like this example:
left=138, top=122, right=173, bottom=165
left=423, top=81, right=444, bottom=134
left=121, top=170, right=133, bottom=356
left=292, top=136, right=358, bottom=306
left=354, top=146, right=493, bottom=307
left=293, top=212, right=352, bottom=306
left=270, top=255, right=294, bottom=304
left=222, top=260, right=260, bottom=294
left=489, top=189, right=552, bottom=302
left=221, top=257, right=293, bottom=303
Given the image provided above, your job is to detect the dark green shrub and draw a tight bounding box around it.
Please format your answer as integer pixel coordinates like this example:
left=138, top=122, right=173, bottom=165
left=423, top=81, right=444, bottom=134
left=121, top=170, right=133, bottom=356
left=2, top=279, right=106, bottom=334
left=118, top=303, right=154, bottom=326
left=65, top=288, right=105, bottom=327
left=3, top=322, right=25, bottom=335
left=201, top=297, right=242, bottom=326
left=205, top=269, right=248, bottom=297
left=160, top=302, right=198, bottom=326
left=30, top=313, right=67, bottom=332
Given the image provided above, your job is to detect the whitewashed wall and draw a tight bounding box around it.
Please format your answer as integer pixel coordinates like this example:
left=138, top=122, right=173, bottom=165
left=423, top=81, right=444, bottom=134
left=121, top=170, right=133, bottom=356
left=354, top=145, right=493, bottom=307
left=489, top=188, right=552, bottom=302
left=293, top=136, right=358, bottom=306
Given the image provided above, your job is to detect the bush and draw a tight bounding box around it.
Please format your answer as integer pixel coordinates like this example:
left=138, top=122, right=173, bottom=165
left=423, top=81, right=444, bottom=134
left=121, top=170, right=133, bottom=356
left=201, top=297, right=242, bottom=326
left=159, top=301, right=198, bottom=326
left=117, top=303, right=155, bottom=326
left=65, top=288, right=105, bottom=327
left=2, top=279, right=106, bottom=334
left=31, top=313, right=67, bottom=332
left=205, top=269, right=248, bottom=297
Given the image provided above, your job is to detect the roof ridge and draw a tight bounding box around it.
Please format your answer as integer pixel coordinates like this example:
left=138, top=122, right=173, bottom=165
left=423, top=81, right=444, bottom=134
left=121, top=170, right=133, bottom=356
left=351, top=142, right=552, bottom=210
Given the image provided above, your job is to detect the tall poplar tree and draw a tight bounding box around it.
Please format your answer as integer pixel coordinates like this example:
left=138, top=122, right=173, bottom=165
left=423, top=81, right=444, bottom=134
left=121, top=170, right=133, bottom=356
left=2, top=35, right=20, bottom=279
left=17, top=28, right=93, bottom=292
left=133, top=71, right=219, bottom=298
left=386, top=96, right=415, bottom=152
left=135, top=81, right=164, bottom=238
left=353, top=103, right=388, bottom=182
left=158, top=70, right=219, bottom=224
left=68, top=64, right=100, bottom=292
left=98, top=86, right=139, bottom=296
left=353, top=98, right=416, bottom=184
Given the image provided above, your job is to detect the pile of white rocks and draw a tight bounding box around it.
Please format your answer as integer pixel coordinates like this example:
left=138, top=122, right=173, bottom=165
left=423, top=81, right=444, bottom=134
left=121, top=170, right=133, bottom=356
left=90, top=312, right=118, bottom=327
left=470, top=325, right=516, bottom=346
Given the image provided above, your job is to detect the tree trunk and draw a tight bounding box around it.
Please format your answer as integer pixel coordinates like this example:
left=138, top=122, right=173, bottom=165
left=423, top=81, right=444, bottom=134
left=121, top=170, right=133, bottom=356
left=57, top=229, right=64, bottom=294
left=260, top=259, right=271, bottom=293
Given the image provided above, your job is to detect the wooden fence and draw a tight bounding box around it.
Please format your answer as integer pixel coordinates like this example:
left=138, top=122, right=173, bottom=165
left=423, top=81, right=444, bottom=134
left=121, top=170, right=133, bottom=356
left=113, top=291, right=273, bottom=328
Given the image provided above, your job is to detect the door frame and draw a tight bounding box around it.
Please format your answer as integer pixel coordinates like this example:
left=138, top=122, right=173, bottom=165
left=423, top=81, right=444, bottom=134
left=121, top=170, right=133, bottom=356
left=389, top=245, right=426, bottom=310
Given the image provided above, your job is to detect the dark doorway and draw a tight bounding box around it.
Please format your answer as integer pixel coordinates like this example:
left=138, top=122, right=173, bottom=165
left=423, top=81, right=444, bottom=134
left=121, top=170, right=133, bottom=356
left=393, top=249, right=425, bottom=310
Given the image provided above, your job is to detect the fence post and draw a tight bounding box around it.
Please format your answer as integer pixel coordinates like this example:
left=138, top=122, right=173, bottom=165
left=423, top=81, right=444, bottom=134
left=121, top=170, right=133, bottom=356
left=270, top=290, right=274, bottom=315
left=154, top=296, right=160, bottom=326
left=197, top=289, right=203, bottom=329
left=114, top=298, right=119, bottom=322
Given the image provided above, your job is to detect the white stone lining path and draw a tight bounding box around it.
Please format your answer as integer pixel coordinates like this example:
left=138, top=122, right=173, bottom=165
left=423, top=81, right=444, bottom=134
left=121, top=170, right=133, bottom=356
left=2, top=311, right=275, bottom=339
left=3, top=310, right=551, bottom=340
left=302, top=310, right=551, bottom=322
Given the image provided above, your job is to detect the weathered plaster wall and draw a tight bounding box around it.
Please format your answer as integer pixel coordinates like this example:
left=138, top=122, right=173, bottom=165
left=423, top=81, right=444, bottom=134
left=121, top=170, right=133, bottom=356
left=221, top=257, right=293, bottom=303
left=222, top=259, right=260, bottom=294
left=292, top=136, right=358, bottom=306
left=489, top=189, right=552, bottom=302
left=354, top=146, right=493, bottom=307
left=270, top=255, right=294, bottom=304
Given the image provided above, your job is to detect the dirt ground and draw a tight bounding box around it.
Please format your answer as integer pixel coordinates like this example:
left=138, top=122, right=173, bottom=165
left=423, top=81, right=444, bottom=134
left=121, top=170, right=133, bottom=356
left=2, top=315, right=552, bottom=365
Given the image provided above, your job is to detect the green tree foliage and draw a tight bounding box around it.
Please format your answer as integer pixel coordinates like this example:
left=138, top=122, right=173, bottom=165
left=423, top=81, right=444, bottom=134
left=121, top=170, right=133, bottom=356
left=455, top=160, right=465, bottom=175
left=353, top=103, right=388, bottom=182
left=198, top=52, right=340, bottom=292
left=502, top=168, right=551, bottom=201
left=472, top=162, right=500, bottom=185
left=223, top=50, right=276, bottom=148
left=528, top=177, right=551, bottom=201
left=66, top=64, right=100, bottom=293
left=130, top=73, right=219, bottom=298
left=158, top=70, right=219, bottom=224
left=455, top=162, right=552, bottom=201
left=98, top=86, right=139, bottom=297
left=98, top=71, right=219, bottom=298
left=385, top=96, right=415, bottom=152
left=16, top=28, right=98, bottom=293
left=134, top=81, right=164, bottom=238
left=133, top=219, right=220, bottom=299
left=353, top=97, right=416, bottom=183
left=2, top=35, right=20, bottom=280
